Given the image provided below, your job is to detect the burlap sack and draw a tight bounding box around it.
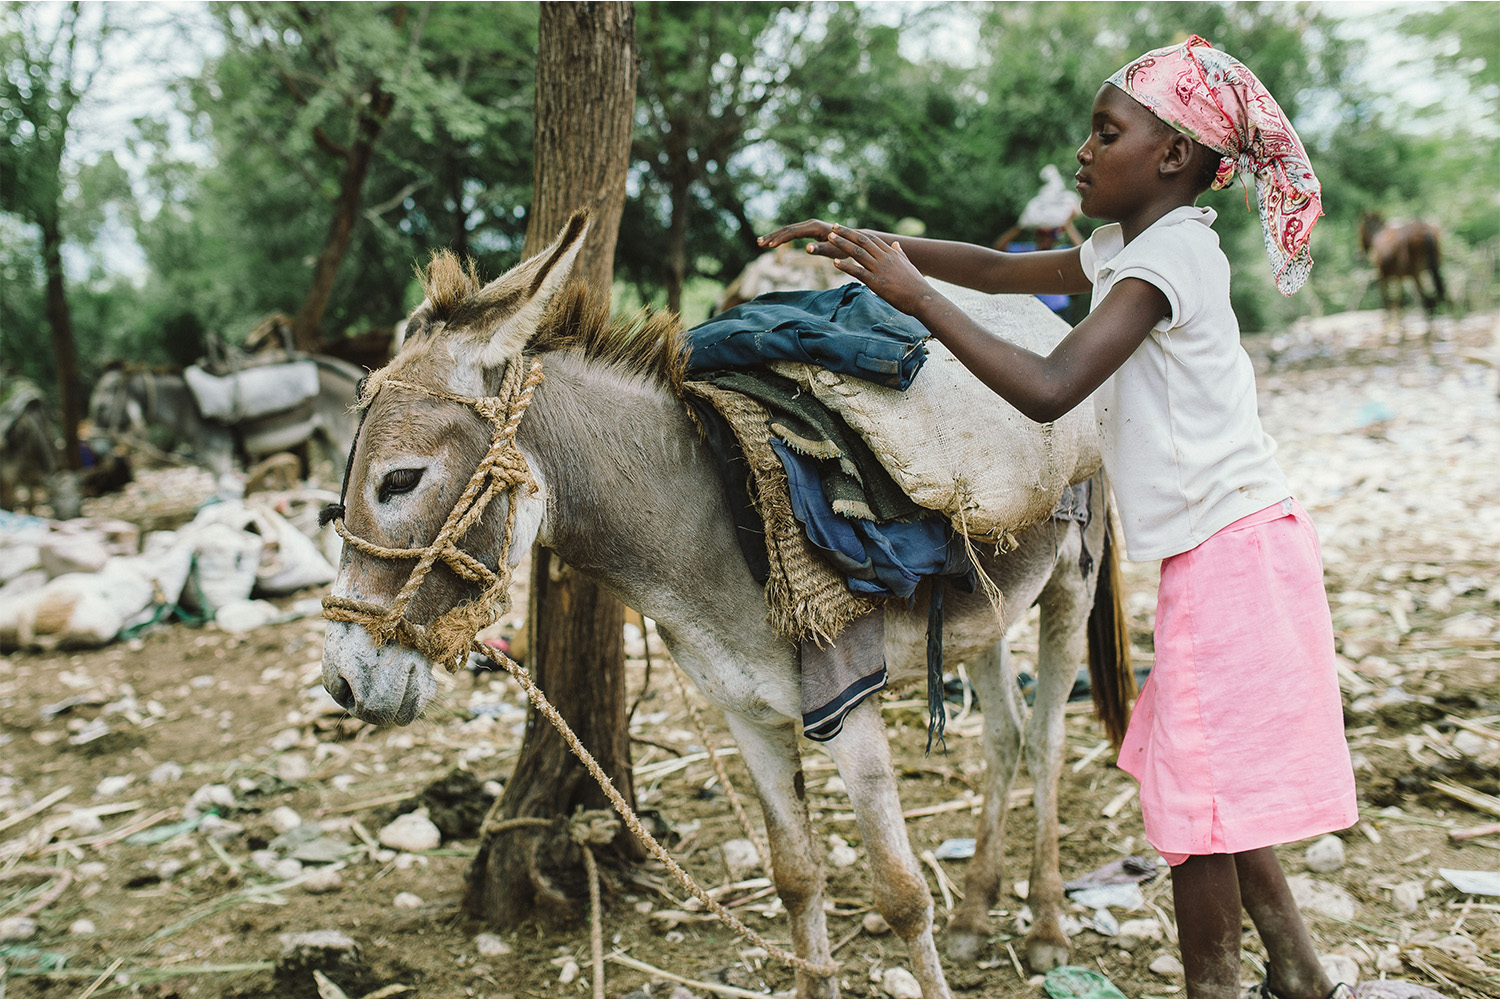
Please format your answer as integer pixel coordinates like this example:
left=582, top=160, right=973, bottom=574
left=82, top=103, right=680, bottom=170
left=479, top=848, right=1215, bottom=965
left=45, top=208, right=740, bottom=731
left=770, top=280, right=1101, bottom=543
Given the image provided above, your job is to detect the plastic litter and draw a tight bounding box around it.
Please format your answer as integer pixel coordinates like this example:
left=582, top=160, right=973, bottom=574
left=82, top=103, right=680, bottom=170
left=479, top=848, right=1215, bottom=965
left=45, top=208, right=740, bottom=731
left=1042, top=964, right=1126, bottom=999
left=1438, top=868, right=1500, bottom=896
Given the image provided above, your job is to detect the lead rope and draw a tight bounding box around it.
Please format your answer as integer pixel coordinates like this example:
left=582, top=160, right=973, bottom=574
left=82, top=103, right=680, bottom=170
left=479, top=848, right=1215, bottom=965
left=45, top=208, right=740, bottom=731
left=322, top=355, right=838, bottom=982
left=485, top=639, right=838, bottom=980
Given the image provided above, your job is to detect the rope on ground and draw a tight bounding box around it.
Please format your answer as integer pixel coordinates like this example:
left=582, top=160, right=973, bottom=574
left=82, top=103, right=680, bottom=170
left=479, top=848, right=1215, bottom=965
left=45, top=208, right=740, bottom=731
left=568, top=810, right=616, bottom=1000
left=491, top=642, right=838, bottom=980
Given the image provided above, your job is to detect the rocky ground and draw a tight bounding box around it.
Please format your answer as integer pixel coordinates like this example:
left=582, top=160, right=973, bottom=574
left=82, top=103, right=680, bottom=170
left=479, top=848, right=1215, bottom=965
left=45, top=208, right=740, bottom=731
left=1, top=309, right=1497, bottom=1000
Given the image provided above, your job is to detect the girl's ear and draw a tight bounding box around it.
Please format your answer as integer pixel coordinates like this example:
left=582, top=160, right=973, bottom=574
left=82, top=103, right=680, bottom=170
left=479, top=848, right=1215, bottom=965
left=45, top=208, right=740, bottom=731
left=1159, top=134, right=1196, bottom=179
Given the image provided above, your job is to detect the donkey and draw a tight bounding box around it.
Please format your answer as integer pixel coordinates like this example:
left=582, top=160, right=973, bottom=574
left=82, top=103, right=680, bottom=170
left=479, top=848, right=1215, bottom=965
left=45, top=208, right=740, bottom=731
left=320, top=216, right=1133, bottom=998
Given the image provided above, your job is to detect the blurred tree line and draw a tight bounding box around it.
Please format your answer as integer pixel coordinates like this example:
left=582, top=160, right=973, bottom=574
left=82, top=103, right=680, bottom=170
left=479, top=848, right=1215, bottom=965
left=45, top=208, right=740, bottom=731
left=3, top=0, right=1497, bottom=427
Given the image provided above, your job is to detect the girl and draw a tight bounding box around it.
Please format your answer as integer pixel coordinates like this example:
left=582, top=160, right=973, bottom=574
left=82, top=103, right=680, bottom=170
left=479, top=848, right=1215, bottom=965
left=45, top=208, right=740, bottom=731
left=761, top=36, right=1361, bottom=1000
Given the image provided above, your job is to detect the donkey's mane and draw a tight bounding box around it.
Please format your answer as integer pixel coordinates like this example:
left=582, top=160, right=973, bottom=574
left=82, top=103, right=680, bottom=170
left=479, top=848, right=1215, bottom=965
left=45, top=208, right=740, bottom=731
left=532, top=282, right=687, bottom=393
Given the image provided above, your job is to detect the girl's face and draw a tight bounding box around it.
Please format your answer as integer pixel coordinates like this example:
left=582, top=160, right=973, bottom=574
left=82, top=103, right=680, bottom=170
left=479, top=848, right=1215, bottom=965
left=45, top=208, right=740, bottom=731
left=1074, top=83, right=1171, bottom=222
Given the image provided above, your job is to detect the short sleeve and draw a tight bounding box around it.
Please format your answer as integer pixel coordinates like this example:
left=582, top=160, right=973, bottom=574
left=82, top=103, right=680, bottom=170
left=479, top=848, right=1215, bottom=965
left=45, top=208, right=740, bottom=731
left=1109, top=226, right=1213, bottom=330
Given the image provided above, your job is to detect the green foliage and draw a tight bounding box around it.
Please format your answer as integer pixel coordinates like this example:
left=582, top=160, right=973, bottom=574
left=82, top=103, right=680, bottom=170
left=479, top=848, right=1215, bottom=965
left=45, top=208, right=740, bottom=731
left=6, top=0, right=1498, bottom=402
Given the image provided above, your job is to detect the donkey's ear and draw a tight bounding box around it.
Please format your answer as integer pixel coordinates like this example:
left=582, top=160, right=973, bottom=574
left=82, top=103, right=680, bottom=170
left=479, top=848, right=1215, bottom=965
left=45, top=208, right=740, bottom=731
left=471, top=211, right=591, bottom=369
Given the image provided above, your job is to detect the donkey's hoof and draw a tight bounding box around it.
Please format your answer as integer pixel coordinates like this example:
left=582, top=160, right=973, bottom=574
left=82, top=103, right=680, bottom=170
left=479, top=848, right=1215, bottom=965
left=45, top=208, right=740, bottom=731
left=1024, top=932, right=1071, bottom=973
left=945, top=927, right=987, bottom=964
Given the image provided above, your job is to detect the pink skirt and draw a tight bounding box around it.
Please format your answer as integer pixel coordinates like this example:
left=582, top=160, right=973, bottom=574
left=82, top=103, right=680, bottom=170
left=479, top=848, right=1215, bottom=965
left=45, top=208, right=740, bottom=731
left=1117, top=498, right=1358, bottom=865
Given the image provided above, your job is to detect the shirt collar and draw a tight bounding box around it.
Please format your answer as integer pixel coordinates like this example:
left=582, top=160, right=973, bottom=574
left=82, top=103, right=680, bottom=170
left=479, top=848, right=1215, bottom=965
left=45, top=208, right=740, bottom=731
left=1092, top=205, right=1217, bottom=274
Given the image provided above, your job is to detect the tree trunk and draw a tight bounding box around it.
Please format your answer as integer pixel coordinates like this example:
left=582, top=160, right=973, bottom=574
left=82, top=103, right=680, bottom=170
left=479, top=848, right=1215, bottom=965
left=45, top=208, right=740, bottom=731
left=40, top=215, right=81, bottom=472
left=290, top=82, right=395, bottom=353
left=465, top=0, right=641, bottom=930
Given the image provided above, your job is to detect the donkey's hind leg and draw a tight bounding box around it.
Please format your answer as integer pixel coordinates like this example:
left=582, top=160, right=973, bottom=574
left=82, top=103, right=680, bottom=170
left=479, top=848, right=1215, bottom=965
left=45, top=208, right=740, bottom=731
left=946, top=640, right=1024, bottom=963
left=720, top=713, right=837, bottom=998
left=824, top=697, right=953, bottom=998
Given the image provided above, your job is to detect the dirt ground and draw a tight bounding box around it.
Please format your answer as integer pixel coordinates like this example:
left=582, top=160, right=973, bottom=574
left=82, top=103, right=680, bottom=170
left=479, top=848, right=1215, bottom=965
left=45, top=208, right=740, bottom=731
left=2, top=308, right=1498, bottom=1000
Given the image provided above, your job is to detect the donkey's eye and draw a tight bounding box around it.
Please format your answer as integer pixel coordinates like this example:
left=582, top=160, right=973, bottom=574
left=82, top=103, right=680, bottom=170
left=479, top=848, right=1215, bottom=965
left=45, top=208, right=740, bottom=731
left=377, top=468, right=424, bottom=503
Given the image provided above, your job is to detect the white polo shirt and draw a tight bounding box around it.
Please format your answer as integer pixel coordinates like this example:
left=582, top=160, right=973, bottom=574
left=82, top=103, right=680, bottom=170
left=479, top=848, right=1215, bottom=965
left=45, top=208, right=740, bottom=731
left=1079, top=206, right=1289, bottom=561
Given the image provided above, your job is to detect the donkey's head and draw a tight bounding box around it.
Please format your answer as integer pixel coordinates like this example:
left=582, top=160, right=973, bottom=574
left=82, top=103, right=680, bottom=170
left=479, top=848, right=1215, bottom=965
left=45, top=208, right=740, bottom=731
left=320, top=213, right=588, bottom=725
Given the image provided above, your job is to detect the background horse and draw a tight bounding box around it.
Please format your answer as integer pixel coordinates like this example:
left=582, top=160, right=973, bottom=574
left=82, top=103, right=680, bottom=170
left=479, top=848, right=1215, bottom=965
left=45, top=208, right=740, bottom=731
left=88, top=356, right=362, bottom=481
left=320, top=218, right=1134, bottom=998
left=1359, top=212, right=1446, bottom=320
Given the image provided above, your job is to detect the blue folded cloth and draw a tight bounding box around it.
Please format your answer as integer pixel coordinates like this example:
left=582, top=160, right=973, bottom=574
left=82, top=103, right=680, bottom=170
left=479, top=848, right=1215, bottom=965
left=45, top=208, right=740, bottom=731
left=685, top=284, right=930, bottom=389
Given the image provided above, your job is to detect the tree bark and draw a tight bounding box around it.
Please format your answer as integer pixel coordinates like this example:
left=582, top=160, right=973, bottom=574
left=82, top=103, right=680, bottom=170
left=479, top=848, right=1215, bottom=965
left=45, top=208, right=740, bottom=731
left=290, top=80, right=395, bottom=352
left=465, top=0, right=641, bottom=930
left=40, top=215, right=81, bottom=472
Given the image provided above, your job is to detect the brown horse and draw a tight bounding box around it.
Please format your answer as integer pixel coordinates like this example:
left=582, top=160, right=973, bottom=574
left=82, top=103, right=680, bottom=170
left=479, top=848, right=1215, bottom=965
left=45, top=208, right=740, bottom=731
left=1359, top=213, right=1446, bottom=318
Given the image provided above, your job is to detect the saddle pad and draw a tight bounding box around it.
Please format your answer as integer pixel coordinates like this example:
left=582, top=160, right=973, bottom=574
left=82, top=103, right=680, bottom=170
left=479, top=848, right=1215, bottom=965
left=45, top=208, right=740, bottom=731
left=770, top=281, right=1101, bottom=543
left=184, top=360, right=320, bottom=423
left=683, top=380, right=877, bottom=644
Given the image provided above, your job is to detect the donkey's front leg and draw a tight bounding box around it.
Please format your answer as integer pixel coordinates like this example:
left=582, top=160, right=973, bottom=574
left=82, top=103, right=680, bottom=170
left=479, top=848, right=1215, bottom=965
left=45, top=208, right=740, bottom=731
left=824, top=698, right=952, bottom=999
left=721, top=714, right=838, bottom=998
left=947, top=641, right=1024, bottom=962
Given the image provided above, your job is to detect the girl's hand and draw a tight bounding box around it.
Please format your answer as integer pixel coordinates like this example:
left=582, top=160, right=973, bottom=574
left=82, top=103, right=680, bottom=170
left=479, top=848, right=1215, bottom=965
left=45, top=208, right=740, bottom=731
left=823, top=226, right=933, bottom=316
left=758, top=219, right=845, bottom=257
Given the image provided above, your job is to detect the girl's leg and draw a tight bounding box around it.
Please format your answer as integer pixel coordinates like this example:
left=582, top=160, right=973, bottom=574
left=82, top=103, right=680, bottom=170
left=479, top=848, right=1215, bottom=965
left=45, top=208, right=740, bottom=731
left=1235, top=847, right=1336, bottom=998
left=1171, top=854, right=1244, bottom=998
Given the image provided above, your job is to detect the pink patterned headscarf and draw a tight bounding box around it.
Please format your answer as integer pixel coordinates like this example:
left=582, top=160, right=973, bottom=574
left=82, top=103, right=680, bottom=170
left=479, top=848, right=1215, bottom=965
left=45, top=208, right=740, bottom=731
left=1108, top=35, right=1322, bottom=295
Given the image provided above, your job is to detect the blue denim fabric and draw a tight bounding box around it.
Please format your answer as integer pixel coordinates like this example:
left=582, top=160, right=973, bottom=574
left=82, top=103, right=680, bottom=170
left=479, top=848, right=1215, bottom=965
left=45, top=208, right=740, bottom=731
left=771, top=439, right=964, bottom=600
left=686, top=284, right=930, bottom=389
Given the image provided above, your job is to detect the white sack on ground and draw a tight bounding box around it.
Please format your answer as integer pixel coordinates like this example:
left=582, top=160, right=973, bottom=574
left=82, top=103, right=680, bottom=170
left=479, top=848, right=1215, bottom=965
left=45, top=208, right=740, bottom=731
left=0, top=556, right=156, bottom=650
left=189, top=499, right=335, bottom=597
left=771, top=281, right=1100, bottom=541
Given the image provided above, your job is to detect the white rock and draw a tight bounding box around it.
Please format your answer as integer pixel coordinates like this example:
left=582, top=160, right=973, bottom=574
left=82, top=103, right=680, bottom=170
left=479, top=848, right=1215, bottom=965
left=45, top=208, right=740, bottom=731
left=1287, top=874, right=1357, bottom=921
left=149, top=762, right=183, bottom=784
left=721, top=838, right=762, bottom=880
left=393, top=891, right=423, bottom=909
left=881, top=966, right=923, bottom=999
left=475, top=932, right=511, bottom=957
left=1453, top=729, right=1498, bottom=757
left=558, top=958, right=580, bottom=984
left=1321, top=953, right=1360, bottom=986
left=0, top=916, right=39, bottom=941
left=1392, top=880, right=1425, bottom=914
left=277, top=754, right=311, bottom=783
left=269, top=806, right=303, bottom=834
left=94, top=774, right=133, bottom=798
left=826, top=834, right=859, bottom=868
left=67, top=809, right=104, bottom=835
left=1116, top=917, right=1163, bottom=951
left=1149, top=953, right=1184, bottom=977
left=862, top=911, right=891, bottom=935
left=1305, top=834, right=1346, bottom=873
left=270, top=728, right=302, bottom=752
left=186, top=783, right=236, bottom=817
left=378, top=809, right=441, bottom=852
left=69, top=918, right=96, bottom=935
left=302, top=868, right=344, bottom=894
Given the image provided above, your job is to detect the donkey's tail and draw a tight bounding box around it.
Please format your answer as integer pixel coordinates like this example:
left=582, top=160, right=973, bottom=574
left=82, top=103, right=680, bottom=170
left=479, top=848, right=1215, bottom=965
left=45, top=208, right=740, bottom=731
left=1087, top=509, right=1136, bottom=750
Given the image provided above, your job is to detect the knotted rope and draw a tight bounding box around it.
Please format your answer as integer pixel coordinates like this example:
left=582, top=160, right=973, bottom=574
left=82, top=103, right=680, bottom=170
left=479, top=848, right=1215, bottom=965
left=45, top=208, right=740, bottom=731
left=322, top=356, right=545, bottom=673
left=322, top=352, right=839, bottom=982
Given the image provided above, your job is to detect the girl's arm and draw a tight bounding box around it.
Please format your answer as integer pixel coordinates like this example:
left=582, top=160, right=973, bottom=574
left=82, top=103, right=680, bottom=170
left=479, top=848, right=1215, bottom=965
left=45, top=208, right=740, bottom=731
left=758, top=219, right=1090, bottom=296
left=820, top=226, right=1167, bottom=423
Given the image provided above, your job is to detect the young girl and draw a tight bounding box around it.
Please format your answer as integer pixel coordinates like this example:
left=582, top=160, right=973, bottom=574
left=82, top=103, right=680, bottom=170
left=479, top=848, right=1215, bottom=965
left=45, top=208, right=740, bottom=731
left=761, top=36, right=1361, bottom=1000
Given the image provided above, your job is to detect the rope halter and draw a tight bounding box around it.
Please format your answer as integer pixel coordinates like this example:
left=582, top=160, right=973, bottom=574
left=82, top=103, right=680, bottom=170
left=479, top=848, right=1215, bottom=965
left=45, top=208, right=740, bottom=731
left=321, top=356, right=545, bottom=672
